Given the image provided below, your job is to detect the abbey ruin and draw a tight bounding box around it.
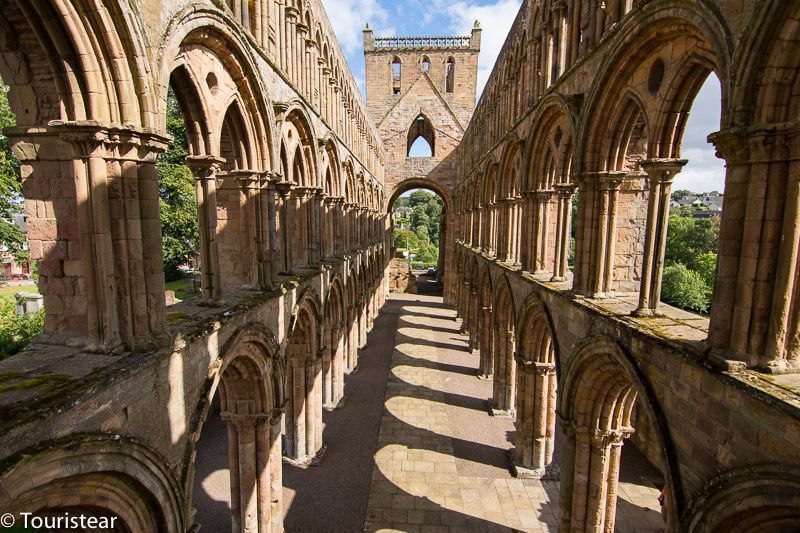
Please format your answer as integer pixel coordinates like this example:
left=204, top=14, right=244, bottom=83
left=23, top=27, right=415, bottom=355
left=0, top=0, right=798, bottom=531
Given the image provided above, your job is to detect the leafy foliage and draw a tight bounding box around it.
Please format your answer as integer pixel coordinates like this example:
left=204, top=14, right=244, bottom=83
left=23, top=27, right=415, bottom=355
left=661, top=263, right=711, bottom=313
left=158, top=90, right=198, bottom=281
left=392, top=189, right=444, bottom=266
left=660, top=213, right=720, bottom=314
left=0, top=82, right=27, bottom=264
left=665, top=215, right=719, bottom=270
left=0, top=298, right=44, bottom=359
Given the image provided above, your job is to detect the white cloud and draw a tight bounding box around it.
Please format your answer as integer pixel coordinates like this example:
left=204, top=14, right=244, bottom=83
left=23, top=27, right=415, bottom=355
left=436, top=0, right=523, bottom=94
left=321, top=0, right=392, bottom=55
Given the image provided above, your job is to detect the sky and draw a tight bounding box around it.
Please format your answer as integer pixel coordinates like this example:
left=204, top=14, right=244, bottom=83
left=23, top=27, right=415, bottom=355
left=321, top=0, right=725, bottom=193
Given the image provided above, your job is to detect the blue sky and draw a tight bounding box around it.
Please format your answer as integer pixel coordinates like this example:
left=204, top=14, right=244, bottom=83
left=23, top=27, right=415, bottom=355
left=322, top=0, right=724, bottom=192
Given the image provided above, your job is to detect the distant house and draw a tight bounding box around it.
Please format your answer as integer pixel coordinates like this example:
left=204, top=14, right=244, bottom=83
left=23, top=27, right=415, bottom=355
left=393, top=205, right=412, bottom=218
left=1, top=213, right=30, bottom=279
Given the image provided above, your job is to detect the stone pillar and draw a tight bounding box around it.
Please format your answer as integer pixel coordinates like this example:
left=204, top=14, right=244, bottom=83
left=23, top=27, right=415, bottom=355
left=552, top=183, right=577, bottom=281
left=232, top=170, right=262, bottom=290
left=459, top=280, right=471, bottom=335
left=346, top=304, right=358, bottom=372
left=221, top=411, right=276, bottom=533
left=267, top=412, right=282, bottom=532
left=707, top=127, right=800, bottom=371
left=490, top=326, right=515, bottom=416
left=478, top=306, right=494, bottom=379
left=591, top=172, right=625, bottom=296
left=534, top=190, right=556, bottom=274
left=274, top=180, right=295, bottom=274
left=306, top=354, right=323, bottom=458
left=265, top=174, right=280, bottom=287
left=634, top=159, right=687, bottom=316
left=14, top=125, right=169, bottom=352
left=512, top=358, right=557, bottom=478
left=468, top=287, right=479, bottom=352
left=187, top=155, right=226, bottom=305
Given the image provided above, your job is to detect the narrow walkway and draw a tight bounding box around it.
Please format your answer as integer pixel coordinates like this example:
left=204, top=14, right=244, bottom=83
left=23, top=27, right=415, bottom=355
left=364, top=290, right=558, bottom=532
left=194, top=277, right=664, bottom=532
left=363, top=282, right=664, bottom=533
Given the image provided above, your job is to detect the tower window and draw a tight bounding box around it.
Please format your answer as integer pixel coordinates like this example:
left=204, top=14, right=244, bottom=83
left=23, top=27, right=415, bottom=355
left=407, top=114, right=435, bottom=157
left=392, top=57, right=401, bottom=94
left=445, top=58, right=455, bottom=93
left=422, top=56, right=430, bottom=72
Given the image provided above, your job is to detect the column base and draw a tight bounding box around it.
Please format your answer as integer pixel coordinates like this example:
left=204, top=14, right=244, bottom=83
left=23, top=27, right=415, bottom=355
left=488, top=402, right=514, bottom=418
left=323, top=395, right=346, bottom=412
left=632, top=307, right=657, bottom=318
left=550, top=275, right=566, bottom=282
left=282, top=443, right=328, bottom=469
left=512, top=463, right=546, bottom=479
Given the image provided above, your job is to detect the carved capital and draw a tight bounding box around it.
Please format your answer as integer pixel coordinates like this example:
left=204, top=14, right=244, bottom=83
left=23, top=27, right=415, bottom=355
left=186, top=155, right=225, bottom=180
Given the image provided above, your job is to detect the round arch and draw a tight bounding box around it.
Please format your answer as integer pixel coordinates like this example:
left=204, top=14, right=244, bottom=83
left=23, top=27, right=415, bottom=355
left=186, top=322, right=283, bottom=532
left=0, top=436, right=185, bottom=533
left=685, top=463, right=800, bottom=532
left=558, top=335, right=682, bottom=531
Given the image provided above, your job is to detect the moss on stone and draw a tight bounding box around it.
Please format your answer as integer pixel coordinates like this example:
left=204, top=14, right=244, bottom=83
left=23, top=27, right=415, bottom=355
left=0, top=372, right=72, bottom=395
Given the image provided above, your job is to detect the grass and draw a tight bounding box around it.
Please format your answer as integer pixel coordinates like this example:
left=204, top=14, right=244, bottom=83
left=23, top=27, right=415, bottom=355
left=165, top=277, right=199, bottom=303
left=0, top=283, right=38, bottom=301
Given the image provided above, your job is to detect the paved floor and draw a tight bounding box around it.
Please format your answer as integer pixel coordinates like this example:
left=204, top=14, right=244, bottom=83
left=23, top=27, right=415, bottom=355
left=364, top=283, right=664, bottom=533
left=192, top=277, right=665, bottom=532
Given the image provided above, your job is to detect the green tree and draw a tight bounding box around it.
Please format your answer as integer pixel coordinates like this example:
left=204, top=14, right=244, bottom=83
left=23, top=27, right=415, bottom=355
left=408, top=189, right=434, bottom=208
left=0, top=298, right=44, bottom=359
left=665, top=215, right=720, bottom=270
left=394, top=229, right=418, bottom=251
left=416, top=241, right=438, bottom=264
left=0, top=82, right=27, bottom=265
left=695, top=251, right=717, bottom=288
left=158, top=89, right=199, bottom=281
left=411, top=205, right=430, bottom=230
left=415, top=225, right=429, bottom=243
left=671, top=189, right=692, bottom=201
left=661, top=263, right=711, bottom=314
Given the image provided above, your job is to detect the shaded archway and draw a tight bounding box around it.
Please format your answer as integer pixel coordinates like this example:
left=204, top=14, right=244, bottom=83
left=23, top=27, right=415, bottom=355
left=490, top=276, right=516, bottom=416
left=512, top=295, right=558, bottom=478
left=558, top=336, right=678, bottom=531
left=189, top=325, right=283, bottom=532
left=1, top=437, right=184, bottom=533
left=323, top=276, right=347, bottom=409
left=285, top=291, right=324, bottom=462
left=387, top=182, right=449, bottom=296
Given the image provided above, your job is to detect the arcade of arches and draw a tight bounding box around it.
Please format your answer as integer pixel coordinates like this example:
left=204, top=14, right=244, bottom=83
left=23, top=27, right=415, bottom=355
left=0, top=0, right=799, bottom=532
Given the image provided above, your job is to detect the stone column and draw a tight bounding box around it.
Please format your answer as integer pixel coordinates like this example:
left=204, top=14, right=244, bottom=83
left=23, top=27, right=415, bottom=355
left=478, top=306, right=494, bottom=379
left=552, top=183, right=577, bottom=281
left=459, top=280, right=471, bottom=335
left=634, top=159, right=687, bottom=316
left=468, top=287, right=479, bottom=352
left=232, top=170, right=262, bottom=289
left=592, top=172, right=625, bottom=296
left=558, top=416, right=577, bottom=531
left=535, top=190, right=556, bottom=274
left=187, top=155, right=226, bottom=305
left=220, top=411, right=276, bottom=533
left=513, top=358, right=556, bottom=478
left=585, top=428, right=632, bottom=532
left=306, top=353, right=324, bottom=458
left=265, top=173, right=280, bottom=287
left=269, top=409, right=284, bottom=533
left=274, top=180, right=295, bottom=274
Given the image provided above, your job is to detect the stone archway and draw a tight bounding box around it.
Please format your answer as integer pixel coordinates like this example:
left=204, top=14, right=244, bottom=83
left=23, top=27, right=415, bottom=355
left=512, top=296, right=558, bottom=479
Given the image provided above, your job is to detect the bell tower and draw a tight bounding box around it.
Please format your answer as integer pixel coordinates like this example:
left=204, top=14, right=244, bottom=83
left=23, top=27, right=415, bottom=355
left=363, top=22, right=482, bottom=201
